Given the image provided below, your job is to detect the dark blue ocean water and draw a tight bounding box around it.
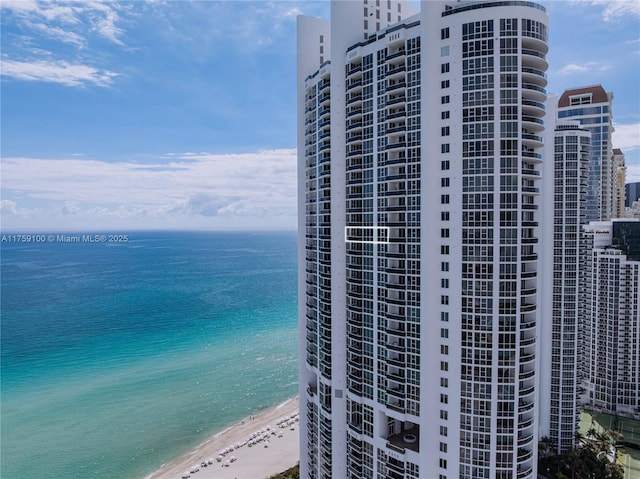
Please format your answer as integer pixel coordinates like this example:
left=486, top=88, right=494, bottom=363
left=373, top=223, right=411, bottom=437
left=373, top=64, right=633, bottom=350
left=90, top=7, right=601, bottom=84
left=1, top=231, right=298, bottom=479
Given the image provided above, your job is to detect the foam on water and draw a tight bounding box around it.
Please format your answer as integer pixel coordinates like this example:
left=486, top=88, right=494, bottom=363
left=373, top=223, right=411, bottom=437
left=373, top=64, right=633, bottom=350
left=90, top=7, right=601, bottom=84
left=1, top=231, right=298, bottom=479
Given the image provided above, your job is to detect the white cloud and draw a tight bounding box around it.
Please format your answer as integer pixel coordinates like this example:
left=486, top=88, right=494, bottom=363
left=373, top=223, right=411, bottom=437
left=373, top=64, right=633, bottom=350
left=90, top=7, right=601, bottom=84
left=557, top=64, right=589, bottom=74
left=0, top=149, right=298, bottom=230
left=1, top=200, right=19, bottom=216
left=151, top=1, right=310, bottom=53
left=613, top=123, right=640, bottom=153
left=557, top=61, right=610, bottom=75
left=591, top=0, right=640, bottom=22
left=1, top=1, right=129, bottom=87
left=568, top=0, right=640, bottom=22
left=0, top=58, right=120, bottom=87
left=1, top=0, right=126, bottom=45
left=26, top=22, right=86, bottom=48
left=280, top=6, right=304, bottom=19
left=625, top=164, right=640, bottom=183
left=84, top=1, right=126, bottom=45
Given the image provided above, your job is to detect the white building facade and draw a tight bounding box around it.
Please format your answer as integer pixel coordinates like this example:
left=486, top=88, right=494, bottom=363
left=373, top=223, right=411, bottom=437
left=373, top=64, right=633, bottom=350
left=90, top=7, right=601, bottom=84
left=539, top=120, right=590, bottom=454
left=298, top=2, right=549, bottom=478
left=580, top=221, right=640, bottom=419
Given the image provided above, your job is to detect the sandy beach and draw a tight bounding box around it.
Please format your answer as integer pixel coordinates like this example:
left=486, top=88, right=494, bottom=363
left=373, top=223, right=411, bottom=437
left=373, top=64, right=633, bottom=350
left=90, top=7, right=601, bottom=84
left=146, top=396, right=300, bottom=479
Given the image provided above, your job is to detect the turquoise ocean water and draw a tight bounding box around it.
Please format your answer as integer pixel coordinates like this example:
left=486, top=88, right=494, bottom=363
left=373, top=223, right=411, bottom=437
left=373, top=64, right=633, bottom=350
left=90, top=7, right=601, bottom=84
left=1, top=231, right=298, bottom=479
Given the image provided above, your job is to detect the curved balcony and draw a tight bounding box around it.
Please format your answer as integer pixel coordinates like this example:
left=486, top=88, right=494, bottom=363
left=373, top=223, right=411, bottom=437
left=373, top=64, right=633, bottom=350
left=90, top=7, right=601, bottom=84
left=385, top=311, right=407, bottom=322
left=518, top=434, right=534, bottom=448
left=518, top=416, right=534, bottom=430
left=520, top=318, right=535, bottom=332
left=386, top=296, right=406, bottom=307
left=517, top=448, right=534, bottom=462
left=347, top=94, right=363, bottom=106
left=522, top=66, right=547, bottom=87
left=348, top=380, right=363, bottom=395
left=347, top=79, right=363, bottom=93
left=522, top=115, right=544, bottom=132
left=318, top=92, right=331, bottom=105
left=386, top=281, right=406, bottom=291
left=520, top=336, right=535, bottom=348
left=386, top=264, right=406, bottom=275
left=387, top=94, right=407, bottom=107
left=387, top=369, right=406, bottom=382
left=521, top=82, right=546, bottom=102
left=386, top=154, right=407, bottom=166
left=385, top=219, right=406, bottom=228
left=387, top=327, right=406, bottom=340
left=386, top=109, right=407, bottom=121
left=387, top=340, right=405, bottom=352
left=347, top=64, right=363, bottom=78
left=387, top=124, right=406, bottom=134
left=522, top=99, right=545, bottom=117
left=348, top=340, right=363, bottom=355
left=386, top=140, right=407, bottom=152
left=319, top=80, right=330, bottom=95
left=521, top=48, right=548, bottom=71
left=387, top=355, right=405, bottom=368
left=522, top=133, right=543, bottom=148
left=386, top=80, right=407, bottom=93
left=347, top=119, right=363, bottom=132
left=318, top=105, right=330, bottom=118
left=520, top=302, right=536, bottom=314
left=318, top=129, right=330, bottom=141
left=386, top=398, right=405, bottom=414
left=348, top=367, right=363, bottom=381
left=520, top=366, right=535, bottom=381
left=386, top=244, right=405, bottom=256
left=318, top=163, right=330, bottom=176
left=318, top=117, right=330, bottom=129
left=517, top=466, right=533, bottom=479
left=346, top=132, right=363, bottom=145
left=386, top=49, right=406, bottom=63
left=522, top=35, right=548, bottom=55
left=347, top=325, right=362, bottom=339
left=522, top=150, right=542, bottom=161
left=520, top=352, right=535, bottom=364
left=387, top=385, right=405, bottom=399
left=347, top=109, right=363, bottom=122
left=387, top=64, right=406, bottom=79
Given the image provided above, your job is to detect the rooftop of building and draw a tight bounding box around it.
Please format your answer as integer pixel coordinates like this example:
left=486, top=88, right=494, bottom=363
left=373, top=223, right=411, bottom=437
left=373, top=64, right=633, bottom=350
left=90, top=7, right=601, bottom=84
left=442, top=0, right=546, bottom=16
left=558, top=84, right=611, bottom=107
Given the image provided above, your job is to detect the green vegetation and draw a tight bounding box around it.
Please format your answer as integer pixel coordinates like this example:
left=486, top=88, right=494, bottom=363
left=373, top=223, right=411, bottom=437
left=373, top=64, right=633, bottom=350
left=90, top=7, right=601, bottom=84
left=268, top=464, right=299, bottom=479
left=538, top=430, right=624, bottom=479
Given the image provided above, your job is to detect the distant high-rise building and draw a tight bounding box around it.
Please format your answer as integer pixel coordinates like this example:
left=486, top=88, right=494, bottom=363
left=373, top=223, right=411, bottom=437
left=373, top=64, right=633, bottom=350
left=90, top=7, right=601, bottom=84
left=625, top=181, right=640, bottom=210
left=557, top=85, right=614, bottom=222
left=539, top=120, right=590, bottom=454
left=579, top=220, right=640, bottom=419
left=298, top=1, right=549, bottom=478
left=614, top=148, right=626, bottom=218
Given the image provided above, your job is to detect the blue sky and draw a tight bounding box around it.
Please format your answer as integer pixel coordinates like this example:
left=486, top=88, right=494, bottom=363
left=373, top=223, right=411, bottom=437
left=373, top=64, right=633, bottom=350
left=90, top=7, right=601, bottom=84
left=1, top=0, right=639, bottom=231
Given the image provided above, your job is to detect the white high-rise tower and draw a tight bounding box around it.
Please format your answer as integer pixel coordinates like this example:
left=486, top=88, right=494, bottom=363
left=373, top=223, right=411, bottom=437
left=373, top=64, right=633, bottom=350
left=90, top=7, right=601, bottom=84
left=298, top=2, right=549, bottom=478
left=579, top=220, right=640, bottom=419
left=539, top=118, right=591, bottom=454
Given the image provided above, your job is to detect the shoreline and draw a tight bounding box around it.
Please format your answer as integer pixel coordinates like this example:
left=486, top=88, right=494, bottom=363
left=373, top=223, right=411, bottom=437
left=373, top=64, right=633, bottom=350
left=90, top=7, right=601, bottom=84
left=145, top=396, right=300, bottom=479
